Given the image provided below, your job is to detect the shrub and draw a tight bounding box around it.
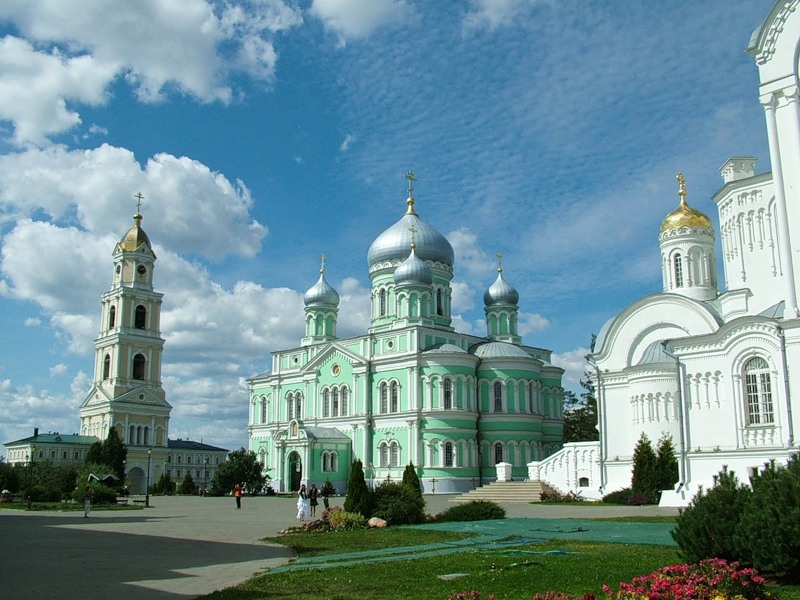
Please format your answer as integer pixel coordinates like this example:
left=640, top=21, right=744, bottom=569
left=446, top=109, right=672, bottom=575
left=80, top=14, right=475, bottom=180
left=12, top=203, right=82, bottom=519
left=602, top=488, right=632, bottom=505
left=326, top=507, right=367, bottom=531
left=371, top=481, right=425, bottom=525
left=631, top=433, right=659, bottom=499
left=671, top=466, right=750, bottom=564
left=401, top=463, right=423, bottom=501
left=655, top=434, right=679, bottom=492
left=434, top=500, right=505, bottom=522
left=737, top=454, right=800, bottom=579
left=343, top=459, right=372, bottom=518
left=541, top=490, right=585, bottom=503
left=625, top=492, right=654, bottom=506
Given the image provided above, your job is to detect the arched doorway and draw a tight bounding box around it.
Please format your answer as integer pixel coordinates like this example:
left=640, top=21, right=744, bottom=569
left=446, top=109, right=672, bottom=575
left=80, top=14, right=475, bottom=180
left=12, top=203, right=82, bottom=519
left=288, top=451, right=302, bottom=491
left=127, top=467, right=145, bottom=494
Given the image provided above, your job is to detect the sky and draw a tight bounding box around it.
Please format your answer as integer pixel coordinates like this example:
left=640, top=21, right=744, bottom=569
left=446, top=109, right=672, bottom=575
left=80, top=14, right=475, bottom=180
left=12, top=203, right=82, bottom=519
left=0, top=0, right=775, bottom=455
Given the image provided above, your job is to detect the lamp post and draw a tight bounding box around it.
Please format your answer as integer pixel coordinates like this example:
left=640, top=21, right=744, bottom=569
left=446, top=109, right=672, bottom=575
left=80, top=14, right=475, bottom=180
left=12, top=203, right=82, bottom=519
left=204, top=457, right=209, bottom=496
left=26, top=447, right=34, bottom=510
left=146, top=448, right=152, bottom=507
left=122, top=459, right=127, bottom=497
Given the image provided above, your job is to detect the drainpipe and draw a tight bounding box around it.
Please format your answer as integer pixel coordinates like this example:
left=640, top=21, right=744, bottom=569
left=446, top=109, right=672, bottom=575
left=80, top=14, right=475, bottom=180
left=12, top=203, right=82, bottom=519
left=585, top=354, right=605, bottom=494
left=475, top=369, right=483, bottom=487
left=661, top=341, right=687, bottom=490
left=776, top=325, right=794, bottom=447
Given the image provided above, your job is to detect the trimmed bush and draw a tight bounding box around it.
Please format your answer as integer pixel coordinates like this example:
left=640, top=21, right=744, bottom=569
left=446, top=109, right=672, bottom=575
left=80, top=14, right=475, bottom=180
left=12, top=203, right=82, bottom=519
left=671, top=466, right=751, bottom=564
left=371, top=481, right=425, bottom=525
left=737, top=455, right=800, bottom=579
left=343, top=459, right=372, bottom=518
left=631, top=433, right=659, bottom=499
left=434, top=500, right=505, bottom=522
left=602, top=488, right=632, bottom=505
left=401, top=463, right=423, bottom=501
left=626, top=492, right=655, bottom=506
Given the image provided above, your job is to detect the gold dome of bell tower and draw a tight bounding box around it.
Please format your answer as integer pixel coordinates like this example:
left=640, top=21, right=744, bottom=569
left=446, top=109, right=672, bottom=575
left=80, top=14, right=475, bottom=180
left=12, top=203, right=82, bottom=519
left=660, top=173, right=712, bottom=234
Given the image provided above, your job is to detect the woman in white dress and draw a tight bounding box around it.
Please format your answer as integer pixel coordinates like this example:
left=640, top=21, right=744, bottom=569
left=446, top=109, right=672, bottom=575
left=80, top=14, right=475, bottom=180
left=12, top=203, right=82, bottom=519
left=296, top=483, right=309, bottom=521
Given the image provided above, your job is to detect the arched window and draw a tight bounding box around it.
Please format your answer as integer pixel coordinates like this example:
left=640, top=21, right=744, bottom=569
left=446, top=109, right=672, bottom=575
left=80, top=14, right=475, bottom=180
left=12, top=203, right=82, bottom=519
left=673, top=254, right=684, bottom=287
left=103, top=354, right=111, bottom=379
left=332, top=388, right=339, bottom=417
left=108, top=305, right=116, bottom=329
left=444, top=442, right=453, bottom=467
left=528, top=382, right=534, bottom=413
left=443, top=378, right=453, bottom=409
left=132, top=353, right=146, bottom=380
left=390, top=442, right=399, bottom=467
left=135, top=305, right=147, bottom=329
left=295, top=393, right=302, bottom=419
left=287, top=393, right=294, bottom=419
left=129, top=425, right=135, bottom=445
left=261, top=397, right=267, bottom=423
left=436, top=289, right=443, bottom=316
left=322, top=451, right=329, bottom=472
left=391, top=381, right=399, bottom=412
left=379, top=289, right=387, bottom=316
left=494, top=442, right=503, bottom=464
left=341, top=387, right=348, bottom=416
left=331, top=451, right=338, bottom=472
left=379, top=444, right=389, bottom=468
left=380, top=382, right=388, bottom=413
left=322, top=389, right=330, bottom=418
left=745, top=357, right=774, bottom=425
left=494, top=382, right=502, bottom=412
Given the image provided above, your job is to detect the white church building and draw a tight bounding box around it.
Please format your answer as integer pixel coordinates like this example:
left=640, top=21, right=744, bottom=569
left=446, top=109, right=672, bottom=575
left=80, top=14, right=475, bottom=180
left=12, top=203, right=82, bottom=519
left=529, top=0, right=800, bottom=506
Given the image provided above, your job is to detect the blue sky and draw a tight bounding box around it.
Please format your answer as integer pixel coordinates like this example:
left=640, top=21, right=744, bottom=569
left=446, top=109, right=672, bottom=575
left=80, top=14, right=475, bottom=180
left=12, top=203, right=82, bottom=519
left=0, top=0, right=774, bottom=453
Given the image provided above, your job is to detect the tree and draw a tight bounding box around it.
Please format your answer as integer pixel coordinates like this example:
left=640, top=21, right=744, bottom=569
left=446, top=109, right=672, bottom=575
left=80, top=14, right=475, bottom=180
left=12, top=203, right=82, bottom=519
left=178, top=473, right=196, bottom=495
left=84, top=429, right=127, bottom=482
left=630, top=433, right=659, bottom=500
left=401, top=462, right=423, bottom=501
left=211, top=448, right=265, bottom=494
left=344, top=459, right=372, bottom=517
left=655, top=434, right=679, bottom=492
left=151, top=472, right=174, bottom=495
left=0, top=458, right=21, bottom=493
left=562, top=365, right=598, bottom=442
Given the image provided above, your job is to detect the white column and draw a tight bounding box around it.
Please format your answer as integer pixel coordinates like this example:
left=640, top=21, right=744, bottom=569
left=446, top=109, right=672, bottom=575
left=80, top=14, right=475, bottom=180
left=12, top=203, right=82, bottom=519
left=762, top=91, right=800, bottom=317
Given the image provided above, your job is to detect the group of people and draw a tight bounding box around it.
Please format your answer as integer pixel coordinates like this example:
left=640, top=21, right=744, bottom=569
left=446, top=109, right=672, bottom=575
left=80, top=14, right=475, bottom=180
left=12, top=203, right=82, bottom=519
left=230, top=481, right=334, bottom=521
left=296, top=482, right=333, bottom=521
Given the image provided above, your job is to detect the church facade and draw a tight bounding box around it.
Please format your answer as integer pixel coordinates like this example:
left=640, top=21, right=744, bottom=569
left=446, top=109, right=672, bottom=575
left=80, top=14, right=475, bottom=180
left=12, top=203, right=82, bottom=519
left=529, top=0, right=800, bottom=506
left=248, top=179, right=565, bottom=494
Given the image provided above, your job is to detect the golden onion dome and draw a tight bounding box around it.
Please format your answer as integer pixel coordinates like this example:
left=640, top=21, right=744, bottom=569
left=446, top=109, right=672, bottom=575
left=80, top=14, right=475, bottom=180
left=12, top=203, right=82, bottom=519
left=660, top=173, right=712, bottom=234
left=119, top=213, right=152, bottom=251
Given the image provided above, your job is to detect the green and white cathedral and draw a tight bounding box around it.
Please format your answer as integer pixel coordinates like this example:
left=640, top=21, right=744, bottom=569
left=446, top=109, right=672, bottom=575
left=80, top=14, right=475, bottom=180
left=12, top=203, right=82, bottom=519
left=248, top=179, right=564, bottom=493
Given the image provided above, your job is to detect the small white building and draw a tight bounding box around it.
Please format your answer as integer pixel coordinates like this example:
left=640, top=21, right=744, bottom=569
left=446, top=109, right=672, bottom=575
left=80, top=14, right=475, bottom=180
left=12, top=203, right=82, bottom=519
left=529, top=0, right=800, bottom=506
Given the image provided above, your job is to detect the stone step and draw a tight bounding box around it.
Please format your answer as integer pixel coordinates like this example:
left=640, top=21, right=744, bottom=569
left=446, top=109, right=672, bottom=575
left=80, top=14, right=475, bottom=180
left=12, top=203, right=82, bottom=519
left=451, top=480, right=559, bottom=503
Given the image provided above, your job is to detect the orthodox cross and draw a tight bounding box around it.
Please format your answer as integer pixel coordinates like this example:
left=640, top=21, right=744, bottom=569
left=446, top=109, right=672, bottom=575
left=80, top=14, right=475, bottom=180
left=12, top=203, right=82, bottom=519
left=320, top=253, right=326, bottom=274
left=406, top=170, right=416, bottom=197
left=677, top=173, right=687, bottom=204
left=409, top=224, right=417, bottom=249
left=134, top=192, right=144, bottom=213
left=497, top=251, right=503, bottom=272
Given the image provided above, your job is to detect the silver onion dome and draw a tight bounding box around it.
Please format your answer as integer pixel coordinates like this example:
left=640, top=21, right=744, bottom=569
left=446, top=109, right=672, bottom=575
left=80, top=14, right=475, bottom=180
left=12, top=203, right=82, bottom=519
left=394, top=246, right=433, bottom=285
left=304, top=270, right=339, bottom=307
left=367, top=186, right=454, bottom=270
left=484, top=269, right=519, bottom=306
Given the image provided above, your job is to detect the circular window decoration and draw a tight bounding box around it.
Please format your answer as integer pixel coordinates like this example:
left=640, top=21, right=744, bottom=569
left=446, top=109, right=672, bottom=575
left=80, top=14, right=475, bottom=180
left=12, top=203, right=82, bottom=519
left=293, top=357, right=299, bottom=364
left=332, top=364, right=341, bottom=376
left=137, top=265, right=146, bottom=275
left=387, top=340, right=394, bottom=349
left=138, top=393, right=145, bottom=400
left=115, top=265, right=121, bottom=274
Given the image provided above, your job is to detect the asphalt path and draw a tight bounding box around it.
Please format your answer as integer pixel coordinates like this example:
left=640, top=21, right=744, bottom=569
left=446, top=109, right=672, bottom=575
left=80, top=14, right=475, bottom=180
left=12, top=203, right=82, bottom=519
left=0, top=494, right=679, bottom=600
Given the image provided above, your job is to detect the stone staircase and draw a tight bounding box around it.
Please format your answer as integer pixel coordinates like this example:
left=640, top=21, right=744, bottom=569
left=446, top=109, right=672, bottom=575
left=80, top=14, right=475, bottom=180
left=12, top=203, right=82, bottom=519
left=451, top=480, right=560, bottom=503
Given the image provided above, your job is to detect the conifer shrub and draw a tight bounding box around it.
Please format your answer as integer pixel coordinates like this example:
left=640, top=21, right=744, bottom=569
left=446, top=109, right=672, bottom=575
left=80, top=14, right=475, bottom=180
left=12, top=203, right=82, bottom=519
left=736, top=454, right=800, bottom=580
left=371, top=481, right=425, bottom=525
left=401, top=462, right=423, bottom=501
left=631, top=433, right=659, bottom=499
left=434, top=500, right=505, bottom=522
left=655, top=433, right=679, bottom=492
left=671, top=466, right=751, bottom=564
left=343, top=459, right=372, bottom=517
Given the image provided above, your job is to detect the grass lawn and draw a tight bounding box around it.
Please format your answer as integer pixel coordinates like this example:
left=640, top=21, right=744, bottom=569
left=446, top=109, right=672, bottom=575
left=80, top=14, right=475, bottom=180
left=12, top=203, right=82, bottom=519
left=197, top=522, right=800, bottom=600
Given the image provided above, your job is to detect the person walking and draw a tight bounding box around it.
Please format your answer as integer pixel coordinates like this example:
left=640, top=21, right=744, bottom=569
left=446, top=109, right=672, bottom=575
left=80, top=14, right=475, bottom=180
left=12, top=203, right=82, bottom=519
left=296, top=484, right=308, bottom=521
left=234, top=483, right=242, bottom=509
left=309, top=484, right=319, bottom=517
left=84, top=485, right=94, bottom=518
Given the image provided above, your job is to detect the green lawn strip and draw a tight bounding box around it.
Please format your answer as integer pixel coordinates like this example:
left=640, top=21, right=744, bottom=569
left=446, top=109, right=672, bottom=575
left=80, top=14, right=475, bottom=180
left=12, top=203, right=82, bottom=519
left=0, top=501, right=142, bottom=512
left=199, top=540, right=682, bottom=600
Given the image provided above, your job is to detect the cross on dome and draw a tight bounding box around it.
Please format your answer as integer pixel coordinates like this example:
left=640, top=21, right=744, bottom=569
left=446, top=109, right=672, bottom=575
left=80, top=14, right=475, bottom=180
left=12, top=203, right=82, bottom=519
left=134, top=192, right=144, bottom=214
left=409, top=224, right=417, bottom=249
left=497, top=251, right=503, bottom=273
left=320, top=253, right=326, bottom=274
left=405, top=170, right=417, bottom=215
left=677, top=172, right=687, bottom=205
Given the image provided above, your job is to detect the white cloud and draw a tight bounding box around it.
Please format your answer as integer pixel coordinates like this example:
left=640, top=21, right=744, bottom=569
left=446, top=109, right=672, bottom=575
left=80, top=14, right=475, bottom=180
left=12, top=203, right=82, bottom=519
left=448, top=227, right=495, bottom=277
left=340, top=133, right=357, bottom=151
left=309, top=0, right=411, bottom=44
left=0, top=144, right=267, bottom=259
left=23, top=317, right=41, bottom=326
left=518, top=311, right=549, bottom=337
left=49, top=363, right=67, bottom=377
left=0, top=0, right=304, bottom=145
left=551, top=346, right=591, bottom=393
left=450, top=280, right=475, bottom=313
left=463, top=0, right=538, bottom=31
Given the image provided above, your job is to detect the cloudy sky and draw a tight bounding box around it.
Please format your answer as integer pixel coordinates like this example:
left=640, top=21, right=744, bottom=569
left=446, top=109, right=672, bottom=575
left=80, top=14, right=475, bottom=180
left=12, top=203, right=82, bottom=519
left=0, top=0, right=773, bottom=454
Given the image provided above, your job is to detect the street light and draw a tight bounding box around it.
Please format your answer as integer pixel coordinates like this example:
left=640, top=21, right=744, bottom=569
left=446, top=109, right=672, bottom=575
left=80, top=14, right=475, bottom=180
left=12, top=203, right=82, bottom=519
left=204, top=457, right=209, bottom=496
left=26, top=447, right=34, bottom=510
left=146, top=448, right=152, bottom=507
left=122, top=459, right=127, bottom=497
